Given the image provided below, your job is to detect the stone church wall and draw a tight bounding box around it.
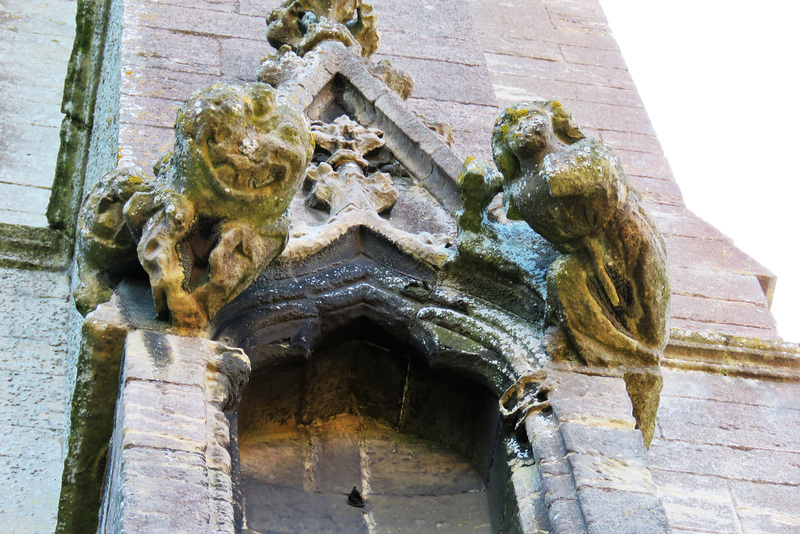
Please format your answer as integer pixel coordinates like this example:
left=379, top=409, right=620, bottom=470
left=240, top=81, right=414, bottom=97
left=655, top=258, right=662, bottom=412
left=0, top=0, right=798, bottom=532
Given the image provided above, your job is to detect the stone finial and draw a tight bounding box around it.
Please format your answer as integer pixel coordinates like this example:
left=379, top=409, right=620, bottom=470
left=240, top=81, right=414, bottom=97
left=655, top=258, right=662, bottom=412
left=266, top=0, right=379, bottom=57
left=305, top=116, right=398, bottom=216
left=491, top=101, right=670, bottom=369
left=75, top=83, right=314, bottom=332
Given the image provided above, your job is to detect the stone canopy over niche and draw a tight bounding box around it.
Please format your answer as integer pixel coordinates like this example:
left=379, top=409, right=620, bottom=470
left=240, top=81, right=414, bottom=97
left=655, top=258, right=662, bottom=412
left=63, top=3, right=672, bottom=533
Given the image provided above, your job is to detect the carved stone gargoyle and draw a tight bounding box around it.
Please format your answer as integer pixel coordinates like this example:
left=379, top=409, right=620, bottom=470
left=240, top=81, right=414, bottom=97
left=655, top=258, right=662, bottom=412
left=492, top=101, right=670, bottom=368
left=459, top=101, right=670, bottom=444
left=74, top=83, right=314, bottom=331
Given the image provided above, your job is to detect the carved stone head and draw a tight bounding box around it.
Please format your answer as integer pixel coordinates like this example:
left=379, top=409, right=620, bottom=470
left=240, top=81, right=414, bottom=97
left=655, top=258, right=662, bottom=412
left=492, top=101, right=585, bottom=188
left=266, top=0, right=379, bottom=57
left=167, top=83, right=314, bottom=224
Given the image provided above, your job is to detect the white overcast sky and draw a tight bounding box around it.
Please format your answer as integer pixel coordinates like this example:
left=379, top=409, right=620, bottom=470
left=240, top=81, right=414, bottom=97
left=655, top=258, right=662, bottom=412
left=599, top=1, right=800, bottom=342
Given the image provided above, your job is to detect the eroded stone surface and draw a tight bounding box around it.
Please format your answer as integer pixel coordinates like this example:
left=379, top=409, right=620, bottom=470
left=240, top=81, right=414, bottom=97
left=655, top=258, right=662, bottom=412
left=75, top=83, right=314, bottom=331
left=493, top=101, right=670, bottom=369
left=240, top=415, right=492, bottom=534
left=100, top=331, right=250, bottom=534
left=267, top=0, right=379, bottom=58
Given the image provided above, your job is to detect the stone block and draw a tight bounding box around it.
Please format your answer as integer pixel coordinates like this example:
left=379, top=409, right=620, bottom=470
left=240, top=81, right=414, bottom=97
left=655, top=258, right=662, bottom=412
left=238, top=365, right=306, bottom=434
left=220, top=37, right=266, bottom=81
left=578, top=487, right=671, bottom=534
left=729, top=479, right=800, bottom=517
left=377, top=55, right=497, bottom=107
left=574, top=82, right=644, bottom=110
left=560, top=423, right=656, bottom=494
left=119, top=381, right=208, bottom=453
left=546, top=497, right=586, bottom=533
left=118, top=123, right=174, bottom=171
left=298, top=349, right=353, bottom=424
left=0, top=293, right=68, bottom=344
left=564, top=99, right=656, bottom=136
left=0, top=209, right=49, bottom=227
left=376, top=30, right=486, bottom=67
left=240, top=433, right=307, bottom=489
left=614, top=148, right=674, bottom=181
left=540, top=473, right=578, bottom=503
left=670, top=317, right=781, bottom=341
left=405, top=97, right=496, bottom=143
left=599, top=129, right=664, bottom=155
left=668, top=265, right=768, bottom=308
left=490, top=71, right=579, bottom=108
left=127, top=1, right=263, bottom=41
left=649, top=439, right=800, bottom=485
left=368, top=492, right=492, bottom=534
left=0, top=268, right=68, bottom=298
left=311, top=423, right=362, bottom=495
left=481, top=37, right=564, bottom=63
left=241, top=480, right=368, bottom=533
left=628, top=175, right=685, bottom=207
left=122, top=26, right=222, bottom=74
left=156, top=0, right=238, bottom=13
left=119, top=93, right=184, bottom=129
left=651, top=469, right=741, bottom=533
left=238, top=0, right=282, bottom=17
left=561, top=44, right=628, bottom=70
left=123, top=331, right=238, bottom=388
left=650, top=206, right=730, bottom=241
left=671, top=293, right=778, bottom=332
left=547, top=370, right=637, bottom=429
left=665, top=234, right=773, bottom=279
left=366, top=427, right=484, bottom=495
left=737, top=509, right=800, bottom=534
left=121, top=63, right=214, bottom=102
left=352, top=346, right=406, bottom=425
left=656, top=394, right=800, bottom=452
left=0, top=184, right=51, bottom=220
left=373, top=0, right=478, bottom=41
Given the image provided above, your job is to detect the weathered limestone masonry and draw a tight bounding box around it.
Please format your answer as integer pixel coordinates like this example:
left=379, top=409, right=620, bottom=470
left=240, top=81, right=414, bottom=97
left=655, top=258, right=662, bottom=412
left=0, top=1, right=75, bottom=532
left=99, top=331, right=250, bottom=533
left=465, top=1, right=800, bottom=532
left=0, top=0, right=798, bottom=533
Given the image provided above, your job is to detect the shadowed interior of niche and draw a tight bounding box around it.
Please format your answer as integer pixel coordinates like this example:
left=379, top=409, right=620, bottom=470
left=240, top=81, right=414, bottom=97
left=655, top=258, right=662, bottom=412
left=235, top=321, right=508, bottom=533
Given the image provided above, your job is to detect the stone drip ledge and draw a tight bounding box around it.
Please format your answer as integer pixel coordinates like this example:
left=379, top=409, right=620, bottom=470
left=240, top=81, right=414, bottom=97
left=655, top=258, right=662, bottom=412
left=525, top=368, right=672, bottom=534
left=0, top=222, right=67, bottom=270
left=664, top=327, right=800, bottom=382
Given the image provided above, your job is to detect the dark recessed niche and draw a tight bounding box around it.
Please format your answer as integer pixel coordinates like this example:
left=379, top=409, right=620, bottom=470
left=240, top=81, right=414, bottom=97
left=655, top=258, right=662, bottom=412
left=236, top=327, right=506, bottom=533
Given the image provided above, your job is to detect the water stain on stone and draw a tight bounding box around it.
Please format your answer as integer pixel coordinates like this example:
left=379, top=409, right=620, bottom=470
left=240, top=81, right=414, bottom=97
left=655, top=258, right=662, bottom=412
left=142, top=330, right=172, bottom=369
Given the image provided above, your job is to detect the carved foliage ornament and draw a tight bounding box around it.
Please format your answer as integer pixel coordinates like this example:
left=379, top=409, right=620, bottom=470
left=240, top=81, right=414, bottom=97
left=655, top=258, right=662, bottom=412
left=266, top=0, right=379, bottom=57
left=75, top=83, right=314, bottom=331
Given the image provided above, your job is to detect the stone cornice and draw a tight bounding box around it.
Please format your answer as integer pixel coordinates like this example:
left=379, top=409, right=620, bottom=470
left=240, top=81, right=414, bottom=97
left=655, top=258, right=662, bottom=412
left=663, top=327, right=800, bottom=382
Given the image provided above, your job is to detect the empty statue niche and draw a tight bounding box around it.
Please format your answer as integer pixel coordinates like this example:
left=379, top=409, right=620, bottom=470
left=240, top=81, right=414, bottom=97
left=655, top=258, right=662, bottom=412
left=236, top=322, right=504, bottom=533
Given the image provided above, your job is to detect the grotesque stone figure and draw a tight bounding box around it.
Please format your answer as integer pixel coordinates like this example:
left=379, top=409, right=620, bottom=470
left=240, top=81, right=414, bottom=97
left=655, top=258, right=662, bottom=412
left=75, top=83, right=314, bottom=331
left=266, top=0, right=379, bottom=57
left=491, top=101, right=670, bottom=368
